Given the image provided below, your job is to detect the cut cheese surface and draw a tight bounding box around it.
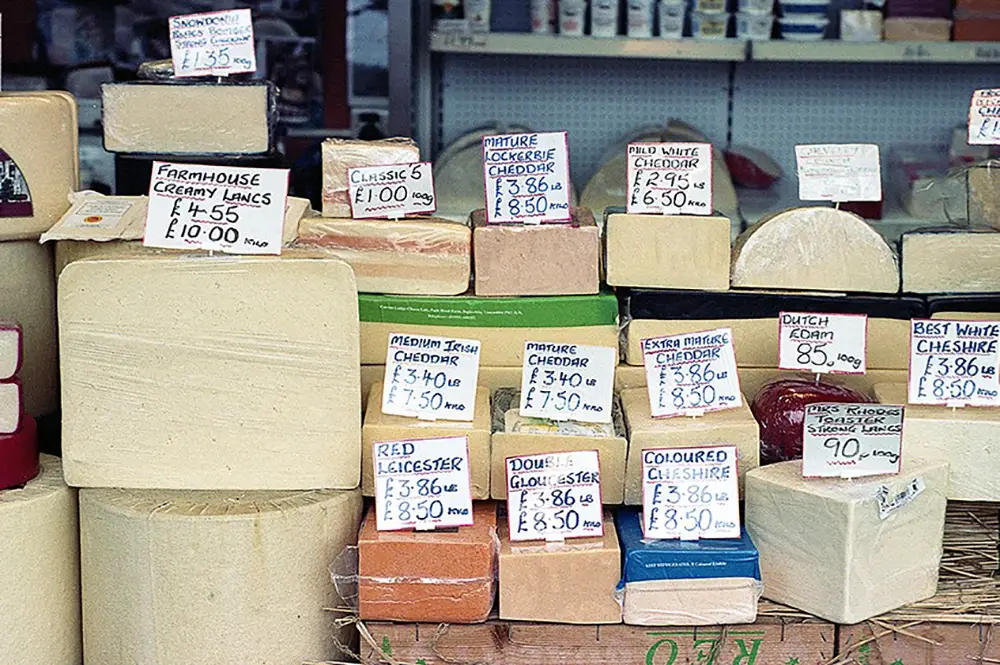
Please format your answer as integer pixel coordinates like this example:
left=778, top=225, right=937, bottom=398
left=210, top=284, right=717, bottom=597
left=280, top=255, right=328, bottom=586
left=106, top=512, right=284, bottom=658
left=81, top=487, right=362, bottom=665
left=902, top=229, right=1000, bottom=293
left=731, top=207, right=900, bottom=293
left=102, top=81, right=276, bottom=154
left=0, top=381, right=21, bottom=434
left=0, top=323, right=21, bottom=381
left=968, top=167, right=1000, bottom=230
left=59, top=256, right=361, bottom=490
left=321, top=138, right=419, bottom=218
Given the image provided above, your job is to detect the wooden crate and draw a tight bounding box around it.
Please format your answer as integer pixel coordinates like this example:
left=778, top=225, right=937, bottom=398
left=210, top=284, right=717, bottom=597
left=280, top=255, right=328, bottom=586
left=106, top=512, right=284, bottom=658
left=360, top=621, right=505, bottom=665
left=838, top=621, right=1000, bottom=665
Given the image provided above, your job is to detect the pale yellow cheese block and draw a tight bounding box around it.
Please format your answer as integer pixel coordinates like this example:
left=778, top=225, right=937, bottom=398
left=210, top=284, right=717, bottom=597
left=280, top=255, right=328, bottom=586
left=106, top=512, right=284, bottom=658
left=902, top=231, right=1000, bottom=294
left=322, top=137, right=420, bottom=218
left=623, top=577, right=760, bottom=626
left=80, top=487, right=362, bottom=665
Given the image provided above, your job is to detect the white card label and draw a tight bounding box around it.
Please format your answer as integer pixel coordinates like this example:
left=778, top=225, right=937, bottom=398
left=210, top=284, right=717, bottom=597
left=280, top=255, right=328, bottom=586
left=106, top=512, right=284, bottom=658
left=626, top=142, right=713, bottom=216
left=483, top=132, right=572, bottom=224
left=373, top=436, right=474, bottom=531
left=877, top=477, right=925, bottom=520
left=506, top=450, right=604, bottom=542
left=63, top=199, right=135, bottom=229
left=908, top=319, right=1000, bottom=407
left=348, top=162, right=436, bottom=219
left=802, top=403, right=903, bottom=479
left=519, top=342, right=616, bottom=423
left=641, top=328, right=743, bottom=418
left=795, top=144, right=882, bottom=202
left=169, top=9, right=256, bottom=77
left=642, top=445, right=740, bottom=540
left=382, top=333, right=481, bottom=421
left=969, top=89, right=1000, bottom=145
left=778, top=312, right=868, bottom=375
left=144, top=162, right=288, bottom=255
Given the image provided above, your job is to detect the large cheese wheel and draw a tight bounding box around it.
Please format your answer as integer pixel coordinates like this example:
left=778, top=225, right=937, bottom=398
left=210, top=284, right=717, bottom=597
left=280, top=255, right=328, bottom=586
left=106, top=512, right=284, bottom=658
left=731, top=207, right=900, bottom=293
left=1, top=454, right=81, bottom=665
left=81, top=487, right=363, bottom=665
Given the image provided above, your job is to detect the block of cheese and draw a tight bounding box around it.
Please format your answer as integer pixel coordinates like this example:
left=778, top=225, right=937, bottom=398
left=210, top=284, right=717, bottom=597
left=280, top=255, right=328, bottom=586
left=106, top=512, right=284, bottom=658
left=491, top=389, right=628, bottom=503
left=902, top=228, right=1000, bottom=294
left=0, top=92, right=79, bottom=239
left=81, top=486, right=361, bottom=665
left=59, top=256, right=361, bottom=490
left=884, top=17, right=952, bottom=40
left=1, top=455, right=80, bottom=665
left=616, top=508, right=761, bottom=626
left=499, top=510, right=622, bottom=624
left=0, top=380, right=22, bottom=434
left=621, top=289, right=921, bottom=369
left=0, top=415, right=38, bottom=490
left=968, top=166, right=1000, bottom=230
left=361, top=291, right=619, bottom=367
left=296, top=216, right=471, bottom=295
left=358, top=502, right=497, bottom=623
left=621, top=388, right=759, bottom=504
left=746, top=457, right=948, bottom=623
left=322, top=137, right=420, bottom=218
left=102, top=81, right=276, bottom=155
left=731, top=208, right=900, bottom=293
left=471, top=207, right=600, bottom=296
left=0, top=322, right=20, bottom=380
left=605, top=210, right=732, bottom=290
left=362, top=364, right=522, bottom=411
left=363, top=382, right=491, bottom=499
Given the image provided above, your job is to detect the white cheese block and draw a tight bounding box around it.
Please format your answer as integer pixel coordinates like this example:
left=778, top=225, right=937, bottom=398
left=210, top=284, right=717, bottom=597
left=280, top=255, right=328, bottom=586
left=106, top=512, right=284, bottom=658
left=731, top=207, right=900, bottom=293
left=0, top=455, right=81, bottom=665
left=80, top=487, right=362, bottom=665
left=0, top=322, right=21, bottom=381
left=59, top=256, right=361, bottom=489
left=321, top=138, right=420, bottom=218
left=746, top=457, right=948, bottom=623
left=901, top=229, right=1000, bottom=294
left=0, top=381, right=21, bottom=434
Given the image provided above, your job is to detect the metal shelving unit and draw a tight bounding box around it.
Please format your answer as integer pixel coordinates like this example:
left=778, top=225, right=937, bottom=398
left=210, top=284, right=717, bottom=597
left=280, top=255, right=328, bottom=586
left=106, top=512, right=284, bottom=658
left=754, top=40, right=1000, bottom=64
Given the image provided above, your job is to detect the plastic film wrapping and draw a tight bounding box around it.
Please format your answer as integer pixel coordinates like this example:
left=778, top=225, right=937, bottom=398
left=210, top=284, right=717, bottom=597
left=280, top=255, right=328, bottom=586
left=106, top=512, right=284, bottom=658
left=321, top=137, right=420, bottom=218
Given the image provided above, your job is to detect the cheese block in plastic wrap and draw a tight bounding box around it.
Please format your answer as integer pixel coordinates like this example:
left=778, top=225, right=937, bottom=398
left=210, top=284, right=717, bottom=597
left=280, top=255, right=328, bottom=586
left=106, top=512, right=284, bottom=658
left=746, top=457, right=948, bottom=623
left=296, top=216, right=471, bottom=295
left=80, top=487, right=362, bottom=665
left=1, top=455, right=81, bottom=665
left=322, top=137, right=419, bottom=218
left=901, top=227, right=1000, bottom=294
left=59, top=256, right=361, bottom=490
left=731, top=207, right=900, bottom=293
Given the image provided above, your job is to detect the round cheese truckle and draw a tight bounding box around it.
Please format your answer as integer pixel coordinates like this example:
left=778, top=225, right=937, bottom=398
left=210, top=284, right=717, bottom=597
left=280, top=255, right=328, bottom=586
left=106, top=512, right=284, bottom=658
left=731, top=207, right=900, bottom=293
left=751, top=378, right=873, bottom=465
left=0, top=414, right=39, bottom=489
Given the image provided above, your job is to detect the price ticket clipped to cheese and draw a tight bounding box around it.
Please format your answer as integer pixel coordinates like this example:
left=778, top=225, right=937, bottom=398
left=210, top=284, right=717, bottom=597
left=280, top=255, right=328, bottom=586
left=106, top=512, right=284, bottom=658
left=778, top=312, right=868, bottom=375
left=641, top=445, right=740, bottom=540
left=641, top=328, right=743, bottom=418
left=382, top=333, right=481, bottom=421
left=348, top=162, right=436, bottom=219
left=908, top=319, right=1000, bottom=407
left=168, top=8, right=256, bottom=77
left=519, top=342, right=616, bottom=424
left=505, top=450, right=604, bottom=542
left=373, top=436, right=474, bottom=531
left=795, top=144, right=882, bottom=203
left=143, top=162, right=289, bottom=255
left=626, top=142, right=712, bottom=216
left=801, top=403, right=904, bottom=479
left=482, top=131, right=572, bottom=224
left=969, top=89, right=1000, bottom=145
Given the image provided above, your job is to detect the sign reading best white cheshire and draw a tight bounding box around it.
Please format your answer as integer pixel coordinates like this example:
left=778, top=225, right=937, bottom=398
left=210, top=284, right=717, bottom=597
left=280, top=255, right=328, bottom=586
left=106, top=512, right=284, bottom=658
left=908, top=319, right=1000, bottom=407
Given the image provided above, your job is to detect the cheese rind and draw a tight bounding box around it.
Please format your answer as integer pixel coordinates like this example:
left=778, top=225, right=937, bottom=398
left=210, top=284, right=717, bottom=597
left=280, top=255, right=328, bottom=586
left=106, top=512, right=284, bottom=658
left=0, top=323, right=21, bottom=381
left=902, top=229, right=1000, bottom=293
left=322, top=138, right=420, bottom=218
left=0, top=381, right=22, bottom=434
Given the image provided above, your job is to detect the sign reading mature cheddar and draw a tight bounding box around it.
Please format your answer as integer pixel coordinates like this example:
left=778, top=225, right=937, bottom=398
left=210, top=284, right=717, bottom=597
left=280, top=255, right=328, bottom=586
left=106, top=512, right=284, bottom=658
left=802, top=403, right=903, bottom=479
left=626, top=142, right=712, bottom=216
left=506, top=450, right=604, bottom=542
left=908, top=319, right=1000, bottom=406
left=348, top=162, right=436, bottom=219
left=778, top=311, right=868, bottom=375
left=382, top=333, right=481, bottom=421
left=169, top=8, right=256, bottom=77
left=969, top=88, right=1000, bottom=145
left=641, top=328, right=742, bottom=418
left=519, top=342, right=615, bottom=423
left=483, top=132, right=571, bottom=224
left=143, top=162, right=289, bottom=255
left=795, top=143, right=881, bottom=202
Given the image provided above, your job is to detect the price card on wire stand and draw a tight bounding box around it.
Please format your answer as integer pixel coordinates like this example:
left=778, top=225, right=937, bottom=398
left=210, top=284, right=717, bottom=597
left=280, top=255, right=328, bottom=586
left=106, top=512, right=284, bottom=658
left=519, top=342, right=616, bottom=423
left=795, top=144, right=882, bottom=202
left=642, top=445, right=740, bottom=540
left=626, top=142, right=712, bottom=216
left=382, top=333, right=481, bottom=421
left=641, top=328, right=742, bottom=418
left=969, top=89, right=1000, bottom=145
left=802, top=403, right=903, bottom=479
left=483, top=131, right=572, bottom=224
left=908, top=319, right=1000, bottom=407
left=373, top=436, right=474, bottom=531
left=143, top=162, right=288, bottom=255
left=778, top=312, right=868, bottom=375
left=169, top=9, right=256, bottom=77
left=348, top=162, right=436, bottom=219
left=506, top=450, right=604, bottom=542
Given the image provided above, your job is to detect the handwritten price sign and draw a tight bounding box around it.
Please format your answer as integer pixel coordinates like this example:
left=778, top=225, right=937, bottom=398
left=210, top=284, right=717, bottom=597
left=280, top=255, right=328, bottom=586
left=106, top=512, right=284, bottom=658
left=641, top=328, right=743, bottom=418
left=169, top=9, right=256, bottom=77
left=802, top=403, right=903, bottom=479
left=348, top=162, right=436, bottom=219
left=969, top=89, right=1000, bottom=145
left=908, top=319, right=1000, bottom=407
left=795, top=144, right=882, bottom=203
left=382, top=333, right=481, bottom=421
left=506, top=450, right=604, bottom=542
left=626, top=142, right=712, bottom=216
left=483, top=132, right=572, bottom=224
left=519, top=342, right=615, bottom=423
left=778, top=312, right=868, bottom=375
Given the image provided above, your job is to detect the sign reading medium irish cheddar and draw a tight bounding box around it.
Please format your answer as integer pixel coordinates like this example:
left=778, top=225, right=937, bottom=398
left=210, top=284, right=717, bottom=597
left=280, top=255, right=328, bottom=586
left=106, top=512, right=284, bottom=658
left=382, top=333, right=481, bottom=421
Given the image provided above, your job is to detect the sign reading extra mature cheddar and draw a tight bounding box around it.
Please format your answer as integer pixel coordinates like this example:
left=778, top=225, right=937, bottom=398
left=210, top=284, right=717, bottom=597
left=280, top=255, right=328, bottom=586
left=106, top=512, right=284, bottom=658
left=382, top=333, right=481, bottom=421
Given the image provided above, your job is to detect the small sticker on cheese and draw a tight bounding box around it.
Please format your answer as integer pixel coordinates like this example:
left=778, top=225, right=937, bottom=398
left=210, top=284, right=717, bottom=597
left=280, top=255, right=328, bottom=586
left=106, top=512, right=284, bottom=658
left=876, top=477, right=925, bottom=520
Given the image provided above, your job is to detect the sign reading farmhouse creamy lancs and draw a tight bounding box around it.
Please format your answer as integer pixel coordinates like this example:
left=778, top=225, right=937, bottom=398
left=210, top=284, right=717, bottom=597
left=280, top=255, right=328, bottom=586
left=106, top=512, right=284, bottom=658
left=382, top=333, right=481, bottom=421
left=626, top=142, right=712, bottom=216
left=373, top=436, right=474, bottom=531
left=519, top=342, right=616, bottom=423
left=482, top=132, right=572, bottom=224
left=143, top=162, right=289, bottom=255
left=348, top=162, right=436, bottom=219
left=506, top=450, right=604, bottom=542
left=778, top=311, right=868, bottom=375
left=642, top=445, right=740, bottom=540
left=795, top=144, right=882, bottom=203
left=969, top=89, right=1000, bottom=145
left=169, top=9, right=256, bottom=77
left=909, top=319, right=1000, bottom=407
left=641, top=328, right=742, bottom=418
left=802, top=403, right=904, bottom=479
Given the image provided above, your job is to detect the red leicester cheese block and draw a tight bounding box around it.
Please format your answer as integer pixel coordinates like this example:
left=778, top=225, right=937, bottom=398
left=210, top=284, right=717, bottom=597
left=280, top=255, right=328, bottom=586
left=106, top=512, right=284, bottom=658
left=0, top=414, right=39, bottom=489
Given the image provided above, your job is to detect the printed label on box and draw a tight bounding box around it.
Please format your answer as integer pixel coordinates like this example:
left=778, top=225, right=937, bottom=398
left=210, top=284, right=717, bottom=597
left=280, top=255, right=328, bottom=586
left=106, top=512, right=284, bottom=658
left=626, top=142, right=712, bottom=216
left=483, top=132, right=572, bottom=224
left=382, top=333, right=481, bottom=421
left=506, top=450, right=604, bottom=542
left=908, top=319, right=1000, bottom=407
left=348, top=162, right=436, bottom=219
left=778, top=311, right=868, bottom=375
left=641, top=328, right=743, bottom=418
left=802, top=403, right=903, bottom=479
left=169, top=8, right=256, bottom=77
left=519, top=342, right=616, bottom=423
left=795, top=144, right=882, bottom=202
